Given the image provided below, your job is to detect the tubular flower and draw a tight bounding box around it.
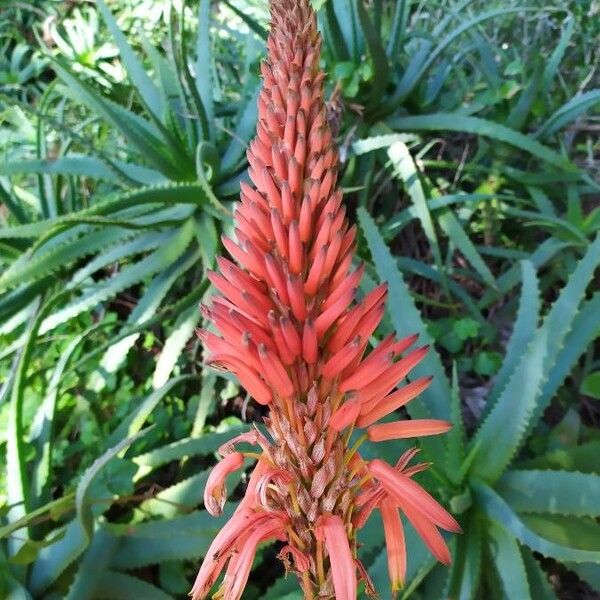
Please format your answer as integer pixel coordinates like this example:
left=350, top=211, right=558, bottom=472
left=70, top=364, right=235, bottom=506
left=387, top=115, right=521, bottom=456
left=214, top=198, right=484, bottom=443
left=193, top=1, right=459, bottom=597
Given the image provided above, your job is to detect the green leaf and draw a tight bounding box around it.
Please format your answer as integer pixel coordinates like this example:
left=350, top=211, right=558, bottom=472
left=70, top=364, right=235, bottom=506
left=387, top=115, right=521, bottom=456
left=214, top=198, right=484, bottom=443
left=65, top=528, right=119, bottom=600
left=96, top=0, right=164, bottom=119
left=582, top=371, right=600, bottom=399
left=541, top=15, right=574, bottom=95
left=386, top=141, right=445, bottom=289
left=387, top=114, right=575, bottom=170
left=109, top=508, right=233, bottom=569
left=153, top=303, right=201, bottom=389
left=437, top=208, right=496, bottom=289
left=517, top=441, right=600, bottom=474
left=107, top=375, right=197, bottom=449
left=488, top=520, right=532, bottom=600
left=92, top=571, right=175, bottom=600
left=355, top=0, right=389, bottom=104
left=358, top=208, right=451, bottom=421
left=323, top=0, right=350, bottom=61
left=195, top=0, right=216, bottom=141
left=0, top=226, right=139, bottom=292
left=474, top=482, right=600, bottom=563
left=485, top=261, right=540, bottom=411
left=220, top=85, right=260, bottom=175
left=50, top=58, right=181, bottom=178
left=566, top=563, right=600, bottom=593
left=28, top=432, right=148, bottom=593
left=469, top=264, right=546, bottom=482
left=523, top=549, right=556, bottom=599
left=133, top=425, right=249, bottom=479
left=76, top=430, right=151, bottom=542
left=91, top=249, right=198, bottom=391
left=30, top=330, right=91, bottom=505
left=39, top=220, right=195, bottom=334
left=382, top=7, right=536, bottom=112
left=497, top=470, right=600, bottom=518
left=536, top=89, right=600, bottom=140
left=29, top=519, right=88, bottom=595
left=445, top=364, right=465, bottom=485
left=137, top=470, right=213, bottom=518
left=447, top=512, right=482, bottom=600
left=529, top=235, right=600, bottom=428
left=524, top=514, right=600, bottom=556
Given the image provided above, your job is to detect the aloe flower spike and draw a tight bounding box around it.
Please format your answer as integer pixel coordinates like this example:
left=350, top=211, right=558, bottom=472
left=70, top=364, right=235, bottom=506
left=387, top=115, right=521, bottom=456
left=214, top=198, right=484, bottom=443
left=194, top=1, right=460, bottom=598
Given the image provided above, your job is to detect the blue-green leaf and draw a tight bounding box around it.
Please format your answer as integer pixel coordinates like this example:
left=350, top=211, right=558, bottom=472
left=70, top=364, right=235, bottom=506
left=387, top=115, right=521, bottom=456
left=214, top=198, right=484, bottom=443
left=497, top=470, right=600, bottom=518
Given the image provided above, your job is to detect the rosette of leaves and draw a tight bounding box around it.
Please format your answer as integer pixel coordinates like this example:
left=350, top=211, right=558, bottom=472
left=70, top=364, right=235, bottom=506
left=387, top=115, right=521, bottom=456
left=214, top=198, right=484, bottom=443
left=356, top=209, right=600, bottom=599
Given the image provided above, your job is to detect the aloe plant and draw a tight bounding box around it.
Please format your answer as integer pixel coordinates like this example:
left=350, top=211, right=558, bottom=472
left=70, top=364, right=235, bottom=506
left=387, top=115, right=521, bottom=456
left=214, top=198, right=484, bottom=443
left=358, top=209, right=600, bottom=598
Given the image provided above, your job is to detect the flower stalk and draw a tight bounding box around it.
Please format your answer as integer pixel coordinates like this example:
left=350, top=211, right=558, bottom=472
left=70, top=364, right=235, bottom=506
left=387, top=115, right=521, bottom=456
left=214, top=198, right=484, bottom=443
left=192, top=1, right=460, bottom=598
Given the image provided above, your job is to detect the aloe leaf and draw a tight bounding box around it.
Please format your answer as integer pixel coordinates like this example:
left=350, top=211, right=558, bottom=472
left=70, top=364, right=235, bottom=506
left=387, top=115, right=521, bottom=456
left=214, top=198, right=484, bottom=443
left=64, top=528, right=119, bottom=600
left=517, top=441, right=600, bottom=474
left=529, top=235, right=600, bottom=427
left=539, top=292, right=600, bottom=406
left=66, top=279, right=209, bottom=378
left=195, top=0, right=215, bottom=141
left=28, top=519, right=88, bottom=595
left=478, top=238, right=569, bottom=310
left=76, top=430, right=151, bottom=542
left=386, top=141, right=445, bottom=289
left=485, top=261, right=540, bottom=409
left=387, top=114, right=575, bottom=170
left=566, top=563, right=600, bottom=593
left=91, top=248, right=198, bottom=391
left=358, top=208, right=451, bottom=421
left=445, top=364, right=466, bottom=485
left=153, top=303, right=201, bottom=389
left=0, top=156, right=165, bottom=185
left=523, top=549, right=557, bottom=599
left=497, top=470, right=600, bottom=518
left=384, top=7, right=528, bottom=110
left=437, top=208, right=496, bottom=289
left=355, top=0, right=389, bottom=104
left=67, top=230, right=171, bottom=289
left=50, top=58, right=180, bottom=178
left=28, top=430, right=149, bottom=594
left=29, top=330, right=90, bottom=506
left=0, top=226, right=140, bottom=292
left=133, top=424, right=248, bottom=479
left=506, top=66, right=542, bottom=131
left=220, top=85, right=260, bottom=175
left=469, top=307, right=547, bottom=482
left=106, top=375, right=197, bottom=449
left=222, top=0, right=267, bottom=38
left=332, top=0, right=360, bottom=61
left=323, top=0, right=349, bottom=61
left=541, top=14, right=574, bottom=95
left=535, top=89, right=600, bottom=140
left=0, top=182, right=210, bottom=245
left=108, top=508, right=234, bottom=569
left=96, top=0, right=164, bottom=119
left=474, top=482, right=600, bottom=563
left=93, top=571, right=175, bottom=600
left=386, top=0, right=409, bottom=58
left=138, top=469, right=213, bottom=518
left=488, top=520, right=532, bottom=599
left=447, top=513, right=482, bottom=600
left=39, top=219, right=195, bottom=334
left=6, top=295, right=61, bottom=557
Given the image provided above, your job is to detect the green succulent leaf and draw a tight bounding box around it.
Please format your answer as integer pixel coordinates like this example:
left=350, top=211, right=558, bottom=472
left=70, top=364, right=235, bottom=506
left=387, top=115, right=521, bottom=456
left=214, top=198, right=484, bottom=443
left=497, top=470, right=600, bottom=518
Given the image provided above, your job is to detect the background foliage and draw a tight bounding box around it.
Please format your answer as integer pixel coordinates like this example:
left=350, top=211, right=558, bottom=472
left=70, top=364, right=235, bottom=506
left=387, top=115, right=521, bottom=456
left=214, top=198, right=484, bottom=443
left=0, top=0, right=599, bottom=598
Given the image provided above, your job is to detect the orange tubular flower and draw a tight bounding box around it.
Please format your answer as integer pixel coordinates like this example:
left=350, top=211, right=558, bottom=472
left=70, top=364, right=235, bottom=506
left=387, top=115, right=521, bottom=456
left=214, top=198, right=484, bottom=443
left=193, top=1, right=460, bottom=598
